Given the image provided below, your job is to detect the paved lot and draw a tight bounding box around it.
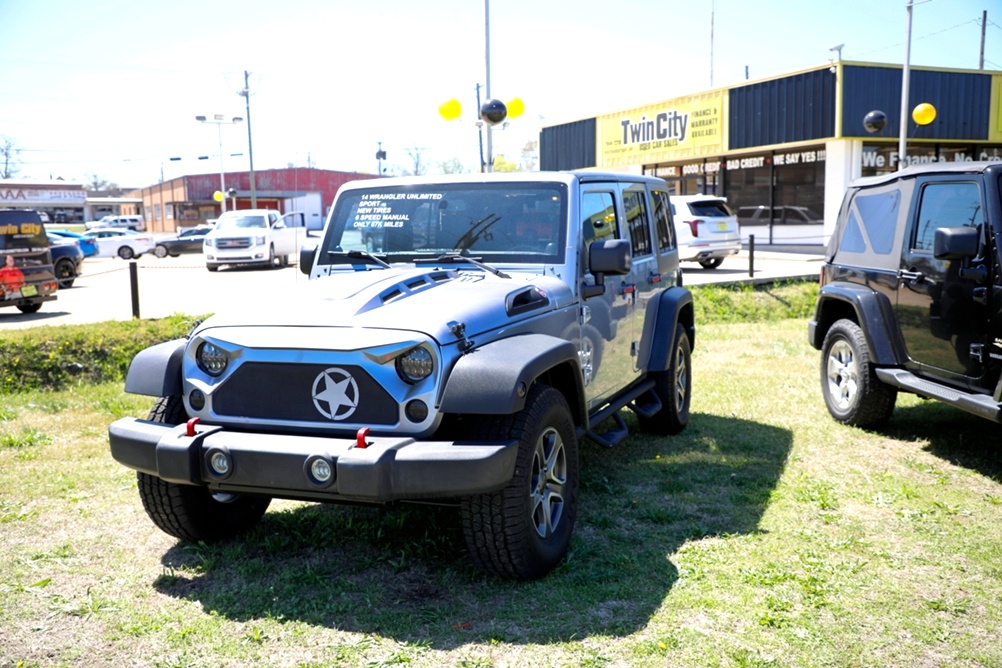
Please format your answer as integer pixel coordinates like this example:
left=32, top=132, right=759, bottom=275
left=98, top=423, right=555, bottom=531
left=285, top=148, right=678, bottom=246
left=0, top=245, right=824, bottom=331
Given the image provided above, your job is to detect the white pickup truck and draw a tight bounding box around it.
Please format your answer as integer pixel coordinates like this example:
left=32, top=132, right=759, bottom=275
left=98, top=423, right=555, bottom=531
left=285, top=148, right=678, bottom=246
left=202, top=209, right=303, bottom=271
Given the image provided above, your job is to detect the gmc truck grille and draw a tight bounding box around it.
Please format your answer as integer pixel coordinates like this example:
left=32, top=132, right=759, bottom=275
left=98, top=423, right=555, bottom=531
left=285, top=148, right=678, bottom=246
left=218, top=238, right=252, bottom=249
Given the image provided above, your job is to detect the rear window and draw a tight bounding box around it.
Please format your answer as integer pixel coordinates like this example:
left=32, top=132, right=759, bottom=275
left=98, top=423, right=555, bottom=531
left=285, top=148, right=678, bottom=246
left=687, top=200, right=732, bottom=218
left=0, top=211, right=49, bottom=253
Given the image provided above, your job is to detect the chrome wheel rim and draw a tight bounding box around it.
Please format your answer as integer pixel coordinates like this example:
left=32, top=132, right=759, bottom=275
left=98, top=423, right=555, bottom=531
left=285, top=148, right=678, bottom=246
left=674, top=342, right=688, bottom=412
left=529, top=426, right=567, bottom=539
left=826, top=339, right=858, bottom=411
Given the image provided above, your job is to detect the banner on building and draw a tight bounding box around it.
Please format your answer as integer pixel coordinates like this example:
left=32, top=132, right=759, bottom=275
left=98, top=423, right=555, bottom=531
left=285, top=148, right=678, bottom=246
left=597, top=92, right=726, bottom=168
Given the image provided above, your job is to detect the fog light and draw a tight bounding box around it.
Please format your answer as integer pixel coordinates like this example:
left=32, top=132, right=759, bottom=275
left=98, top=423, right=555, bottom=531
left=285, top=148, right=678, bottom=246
left=404, top=400, right=429, bottom=423
left=205, top=448, right=232, bottom=478
left=189, top=389, right=206, bottom=411
left=304, top=455, right=335, bottom=487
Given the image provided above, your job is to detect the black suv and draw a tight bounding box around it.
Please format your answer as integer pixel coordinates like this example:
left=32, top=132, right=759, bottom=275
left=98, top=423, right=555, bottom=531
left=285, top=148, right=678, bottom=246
left=809, top=161, right=1002, bottom=427
left=0, top=210, right=58, bottom=314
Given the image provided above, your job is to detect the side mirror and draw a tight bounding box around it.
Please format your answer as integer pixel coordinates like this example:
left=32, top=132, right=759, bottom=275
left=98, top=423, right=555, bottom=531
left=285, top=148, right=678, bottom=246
left=299, top=244, right=317, bottom=275
left=933, top=226, right=978, bottom=260
left=582, top=239, right=631, bottom=299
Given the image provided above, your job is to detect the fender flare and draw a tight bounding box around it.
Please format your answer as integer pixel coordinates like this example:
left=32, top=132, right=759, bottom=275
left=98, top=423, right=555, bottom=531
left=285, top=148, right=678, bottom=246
left=810, top=283, right=906, bottom=365
left=124, top=339, right=186, bottom=397
left=638, top=286, right=695, bottom=373
left=439, top=334, right=587, bottom=426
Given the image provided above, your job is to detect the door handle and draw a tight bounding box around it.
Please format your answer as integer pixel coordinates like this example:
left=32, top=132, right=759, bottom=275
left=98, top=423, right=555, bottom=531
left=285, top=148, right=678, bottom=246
left=898, top=269, right=924, bottom=283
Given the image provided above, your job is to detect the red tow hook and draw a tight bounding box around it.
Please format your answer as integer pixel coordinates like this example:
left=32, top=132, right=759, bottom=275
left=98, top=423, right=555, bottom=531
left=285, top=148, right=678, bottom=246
left=355, top=427, right=371, bottom=449
left=185, top=417, right=201, bottom=437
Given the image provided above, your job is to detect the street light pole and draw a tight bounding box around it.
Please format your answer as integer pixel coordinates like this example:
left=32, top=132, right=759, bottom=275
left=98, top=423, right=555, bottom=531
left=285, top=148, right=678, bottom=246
left=195, top=114, right=243, bottom=213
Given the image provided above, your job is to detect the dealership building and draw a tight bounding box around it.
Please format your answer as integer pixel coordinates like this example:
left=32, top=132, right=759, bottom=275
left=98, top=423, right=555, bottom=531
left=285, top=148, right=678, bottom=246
left=540, top=60, right=1002, bottom=244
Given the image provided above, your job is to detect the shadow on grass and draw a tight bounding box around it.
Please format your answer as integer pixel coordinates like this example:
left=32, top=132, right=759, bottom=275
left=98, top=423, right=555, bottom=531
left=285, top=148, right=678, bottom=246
left=153, top=413, right=791, bottom=647
left=884, top=402, right=1002, bottom=483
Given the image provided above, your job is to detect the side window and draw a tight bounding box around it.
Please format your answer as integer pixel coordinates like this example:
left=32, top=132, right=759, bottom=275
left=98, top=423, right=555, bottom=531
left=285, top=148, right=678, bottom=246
left=622, top=185, right=653, bottom=257
left=651, top=189, right=674, bottom=251
left=912, top=182, right=982, bottom=252
left=843, top=189, right=901, bottom=255
left=581, top=191, right=619, bottom=250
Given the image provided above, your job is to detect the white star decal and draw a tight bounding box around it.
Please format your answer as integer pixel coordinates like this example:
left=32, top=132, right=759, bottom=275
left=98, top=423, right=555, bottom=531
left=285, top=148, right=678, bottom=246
left=311, top=368, right=359, bottom=420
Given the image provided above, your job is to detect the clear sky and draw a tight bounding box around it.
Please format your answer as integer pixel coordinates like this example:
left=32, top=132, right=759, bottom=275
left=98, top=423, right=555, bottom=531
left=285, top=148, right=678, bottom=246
left=1, top=0, right=999, bottom=187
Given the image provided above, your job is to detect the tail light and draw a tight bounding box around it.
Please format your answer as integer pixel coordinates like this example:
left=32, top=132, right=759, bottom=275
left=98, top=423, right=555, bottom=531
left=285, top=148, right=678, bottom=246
left=818, top=267, right=826, bottom=287
left=685, top=219, right=702, bottom=237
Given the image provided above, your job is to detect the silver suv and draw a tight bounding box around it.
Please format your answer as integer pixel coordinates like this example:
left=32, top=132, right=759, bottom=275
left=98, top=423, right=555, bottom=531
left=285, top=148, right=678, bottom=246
left=670, top=195, right=741, bottom=269
left=109, top=172, right=696, bottom=579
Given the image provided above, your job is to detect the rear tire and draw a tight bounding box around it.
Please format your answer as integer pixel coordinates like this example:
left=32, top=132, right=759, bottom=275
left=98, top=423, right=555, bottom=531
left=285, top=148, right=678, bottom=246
left=54, top=259, right=76, bottom=288
left=820, top=319, right=897, bottom=428
left=136, top=396, right=271, bottom=542
left=461, top=385, right=578, bottom=580
left=118, top=246, right=135, bottom=260
left=638, top=323, right=691, bottom=435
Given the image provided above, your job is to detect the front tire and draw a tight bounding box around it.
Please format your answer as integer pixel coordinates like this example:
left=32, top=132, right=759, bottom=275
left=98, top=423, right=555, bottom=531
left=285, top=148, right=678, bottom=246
left=154, top=244, right=168, bottom=258
left=16, top=303, right=42, bottom=314
left=820, top=319, right=897, bottom=428
left=699, top=257, right=724, bottom=269
left=638, top=323, right=691, bottom=435
left=136, top=396, right=271, bottom=542
left=461, top=385, right=578, bottom=580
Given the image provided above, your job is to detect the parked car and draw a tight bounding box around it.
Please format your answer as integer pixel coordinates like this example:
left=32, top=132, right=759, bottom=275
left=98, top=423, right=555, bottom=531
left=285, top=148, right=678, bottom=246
left=737, top=205, right=824, bottom=226
left=46, top=234, right=84, bottom=289
left=0, top=210, right=58, bottom=314
left=48, top=229, right=98, bottom=257
left=202, top=209, right=303, bottom=271
left=154, top=225, right=213, bottom=258
left=85, top=215, right=145, bottom=232
left=82, top=228, right=156, bottom=259
left=108, top=171, right=696, bottom=580
left=809, top=161, right=1002, bottom=428
left=670, top=195, right=742, bottom=269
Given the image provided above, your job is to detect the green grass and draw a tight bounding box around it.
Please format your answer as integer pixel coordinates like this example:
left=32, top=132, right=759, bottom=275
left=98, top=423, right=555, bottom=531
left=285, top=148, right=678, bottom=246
left=2, top=281, right=1001, bottom=667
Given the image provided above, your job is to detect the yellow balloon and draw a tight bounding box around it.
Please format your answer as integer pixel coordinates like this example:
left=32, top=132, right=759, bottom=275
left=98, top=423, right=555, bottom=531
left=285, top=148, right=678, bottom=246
left=912, top=102, right=937, bottom=126
left=506, top=97, right=525, bottom=120
left=438, top=98, right=462, bottom=121
left=213, top=191, right=224, bottom=202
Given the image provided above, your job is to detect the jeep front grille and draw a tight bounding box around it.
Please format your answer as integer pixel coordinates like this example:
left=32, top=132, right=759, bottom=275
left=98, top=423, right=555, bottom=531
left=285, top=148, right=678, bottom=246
left=212, top=362, right=397, bottom=425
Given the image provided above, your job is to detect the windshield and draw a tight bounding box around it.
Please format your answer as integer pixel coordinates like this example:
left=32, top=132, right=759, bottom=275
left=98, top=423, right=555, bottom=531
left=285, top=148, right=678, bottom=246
left=319, top=182, right=567, bottom=266
left=216, top=214, right=268, bottom=230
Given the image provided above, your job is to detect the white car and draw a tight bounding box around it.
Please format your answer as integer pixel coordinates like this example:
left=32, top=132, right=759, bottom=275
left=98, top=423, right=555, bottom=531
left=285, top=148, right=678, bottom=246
left=82, top=228, right=156, bottom=260
left=85, top=215, right=146, bottom=231
left=670, top=195, right=741, bottom=269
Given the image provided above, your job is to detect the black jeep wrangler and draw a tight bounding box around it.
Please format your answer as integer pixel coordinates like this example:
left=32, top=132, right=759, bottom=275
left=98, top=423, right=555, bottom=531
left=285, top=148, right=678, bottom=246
left=809, top=161, right=1002, bottom=428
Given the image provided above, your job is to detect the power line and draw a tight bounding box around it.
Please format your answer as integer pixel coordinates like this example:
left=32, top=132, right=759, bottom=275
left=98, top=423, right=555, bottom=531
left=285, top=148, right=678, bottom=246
left=849, top=17, right=982, bottom=59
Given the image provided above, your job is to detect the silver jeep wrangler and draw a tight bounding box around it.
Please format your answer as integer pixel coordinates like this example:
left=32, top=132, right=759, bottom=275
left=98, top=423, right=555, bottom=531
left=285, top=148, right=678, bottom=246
left=109, top=172, right=695, bottom=579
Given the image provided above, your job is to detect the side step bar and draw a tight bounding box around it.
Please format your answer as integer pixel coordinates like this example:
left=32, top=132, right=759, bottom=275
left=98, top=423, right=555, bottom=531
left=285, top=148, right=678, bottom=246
left=875, top=368, right=1002, bottom=423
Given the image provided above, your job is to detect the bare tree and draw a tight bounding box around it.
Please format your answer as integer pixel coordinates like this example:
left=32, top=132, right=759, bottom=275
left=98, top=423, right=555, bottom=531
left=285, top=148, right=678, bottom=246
left=83, top=174, right=123, bottom=197
left=0, top=136, right=21, bottom=179
left=403, top=146, right=427, bottom=176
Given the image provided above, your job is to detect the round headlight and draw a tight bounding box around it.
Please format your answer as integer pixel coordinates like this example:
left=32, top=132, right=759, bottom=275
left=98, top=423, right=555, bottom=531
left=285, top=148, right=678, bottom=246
left=197, top=341, right=229, bottom=376
left=396, top=346, right=434, bottom=383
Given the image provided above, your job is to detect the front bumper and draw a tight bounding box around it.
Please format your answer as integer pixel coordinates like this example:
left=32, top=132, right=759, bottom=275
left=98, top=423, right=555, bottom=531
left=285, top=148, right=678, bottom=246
left=108, top=418, right=518, bottom=502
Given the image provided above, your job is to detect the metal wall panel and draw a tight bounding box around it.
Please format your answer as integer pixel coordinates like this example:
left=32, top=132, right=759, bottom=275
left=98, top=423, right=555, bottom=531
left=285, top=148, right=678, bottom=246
left=728, top=69, right=837, bottom=150
left=841, top=65, right=991, bottom=140
left=540, top=118, right=596, bottom=170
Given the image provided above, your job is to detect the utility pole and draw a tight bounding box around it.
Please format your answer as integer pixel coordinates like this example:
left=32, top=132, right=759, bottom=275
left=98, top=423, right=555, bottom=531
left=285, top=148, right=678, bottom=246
left=240, top=70, right=258, bottom=208
left=980, top=10, right=987, bottom=70
left=898, top=1, right=915, bottom=169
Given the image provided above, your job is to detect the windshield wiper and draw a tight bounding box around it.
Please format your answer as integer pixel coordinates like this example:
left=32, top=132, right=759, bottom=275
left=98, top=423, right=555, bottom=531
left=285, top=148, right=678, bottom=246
left=326, top=249, right=391, bottom=269
left=415, top=253, right=510, bottom=279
